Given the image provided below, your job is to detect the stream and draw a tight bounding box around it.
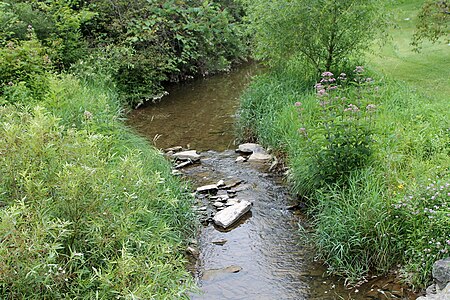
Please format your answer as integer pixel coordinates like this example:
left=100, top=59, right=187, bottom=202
left=127, top=65, right=418, bottom=299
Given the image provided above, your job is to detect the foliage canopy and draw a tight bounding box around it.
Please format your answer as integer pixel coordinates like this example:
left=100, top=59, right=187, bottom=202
left=243, top=0, right=389, bottom=72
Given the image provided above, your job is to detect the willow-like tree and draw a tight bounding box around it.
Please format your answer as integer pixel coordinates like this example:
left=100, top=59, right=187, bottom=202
left=243, top=0, right=389, bottom=72
left=412, top=0, right=450, bottom=50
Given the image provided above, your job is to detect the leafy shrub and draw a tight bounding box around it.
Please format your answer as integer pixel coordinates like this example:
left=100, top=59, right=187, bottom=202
left=0, top=0, right=92, bottom=69
left=0, top=31, right=51, bottom=103
left=294, top=67, right=379, bottom=194
left=0, top=76, right=195, bottom=298
left=83, top=0, right=247, bottom=105
left=243, top=0, right=389, bottom=72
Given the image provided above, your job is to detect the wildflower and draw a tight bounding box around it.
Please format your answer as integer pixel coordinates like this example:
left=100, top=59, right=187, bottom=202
left=294, top=102, right=302, bottom=107
left=322, top=71, right=334, bottom=77
left=84, top=110, right=93, bottom=120
left=338, top=73, right=347, bottom=80
left=314, top=83, right=323, bottom=90
left=354, top=66, right=364, bottom=73
left=298, top=127, right=307, bottom=137
left=328, top=85, right=338, bottom=91
left=317, top=89, right=327, bottom=97
left=397, top=184, right=404, bottom=189
left=366, top=104, right=377, bottom=112
left=344, top=104, right=360, bottom=113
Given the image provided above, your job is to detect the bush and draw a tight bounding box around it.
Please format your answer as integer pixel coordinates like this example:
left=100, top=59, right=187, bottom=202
left=0, top=76, right=195, bottom=298
left=0, top=32, right=51, bottom=103
left=293, top=67, right=379, bottom=194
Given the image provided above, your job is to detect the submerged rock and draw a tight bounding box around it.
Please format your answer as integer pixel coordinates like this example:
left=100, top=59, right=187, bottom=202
left=213, top=200, right=252, bottom=228
left=211, top=238, right=227, bottom=246
left=202, top=265, right=242, bottom=280
left=173, top=150, right=201, bottom=161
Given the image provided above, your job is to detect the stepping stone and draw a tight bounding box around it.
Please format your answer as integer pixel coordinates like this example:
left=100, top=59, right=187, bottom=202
left=213, top=200, right=252, bottom=228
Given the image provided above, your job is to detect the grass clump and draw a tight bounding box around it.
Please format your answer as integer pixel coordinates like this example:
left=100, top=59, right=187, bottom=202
left=0, top=75, right=195, bottom=298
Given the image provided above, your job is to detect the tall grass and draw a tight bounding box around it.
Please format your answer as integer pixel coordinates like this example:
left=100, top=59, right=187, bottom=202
left=0, top=75, right=196, bottom=298
left=238, top=14, right=449, bottom=286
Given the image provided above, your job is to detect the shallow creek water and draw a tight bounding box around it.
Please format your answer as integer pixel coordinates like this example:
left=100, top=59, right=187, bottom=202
left=127, top=65, right=418, bottom=299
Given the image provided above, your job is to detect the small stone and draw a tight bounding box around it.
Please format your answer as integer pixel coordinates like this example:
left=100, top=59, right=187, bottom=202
left=222, top=179, right=243, bottom=189
left=174, top=160, right=192, bottom=169
left=213, top=201, right=224, bottom=208
left=186, top=246, right=199, bottom=257
left=164, top=146, right=183, bottom=152
left=426, top=284, right=437, bottom=295
left=216, top=179, right=225, bottom=187
left=225, top=199, right=239, bottom=206
left=248, top=152, right=272, bottom=162
left=173, top=150, right=201, bottom=162
left=202, top=265, right=242, bottom=280
left=210, top=194, right=229, bottom=202
left=235, top=156, right=246, bottom=163
left=196, top=206, right=207, bottom=211
left=171, top=170, right=182, bottom=176
left=196, top=184, right=218, bottom=193
left=237, top=143, right=264, bottom=153
left=211, top=238, right=227, bottom=246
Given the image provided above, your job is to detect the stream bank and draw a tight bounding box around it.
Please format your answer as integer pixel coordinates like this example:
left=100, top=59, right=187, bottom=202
left=127, top=65, right=420, bottom=299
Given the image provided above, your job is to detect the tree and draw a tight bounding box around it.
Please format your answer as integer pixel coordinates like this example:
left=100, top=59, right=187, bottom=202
left=242, top=0, right=389, bottom=72
left=412, top=0, right=450, bottom=50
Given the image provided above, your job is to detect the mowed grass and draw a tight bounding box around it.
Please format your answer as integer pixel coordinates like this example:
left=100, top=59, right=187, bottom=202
left=369, top=0, right=450, bottom=101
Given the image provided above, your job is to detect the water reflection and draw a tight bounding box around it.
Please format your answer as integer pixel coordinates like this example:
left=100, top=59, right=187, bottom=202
left=127, top=63, right=260, bottom=151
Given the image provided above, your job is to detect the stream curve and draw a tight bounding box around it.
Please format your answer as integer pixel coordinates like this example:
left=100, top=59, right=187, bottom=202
left=127, top=65, right=418, bottom=300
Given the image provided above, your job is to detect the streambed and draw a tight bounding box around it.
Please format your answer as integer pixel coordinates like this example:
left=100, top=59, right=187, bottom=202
left=127, top=65, right=417, bottom=299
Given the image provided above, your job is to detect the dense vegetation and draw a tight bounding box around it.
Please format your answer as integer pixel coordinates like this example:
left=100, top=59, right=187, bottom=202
left=238, top=0, right=449, bottom=289
left=0, top=0, right=248, bottom=297
left=0, top=75, right=196, bottom=298
left=1, top=0, right=248, bottom=106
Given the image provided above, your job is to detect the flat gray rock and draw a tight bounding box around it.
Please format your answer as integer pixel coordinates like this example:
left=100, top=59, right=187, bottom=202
left=174, top=160, right=192, bottom=169
left=164, top=146, right=183, bottom=152
left=213, top=200, right=252, bottom=228
left=248, top=152, right=272, bottom=162
left=196, top=184, right=218, bottom=193
left=417, top=282, right=450, bottom=300
left=433, top=257, right=450, bottom=289
left=237, top=143, right=264, bottom=153
left=173, top=150, right=201, bottom=161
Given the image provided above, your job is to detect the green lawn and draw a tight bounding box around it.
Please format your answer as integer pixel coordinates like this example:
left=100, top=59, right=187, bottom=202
left=369, top=0, right=450, bottom=101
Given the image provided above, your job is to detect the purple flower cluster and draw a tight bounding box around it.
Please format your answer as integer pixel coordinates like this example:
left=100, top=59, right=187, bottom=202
left=344, top=104, right=360, bottom=113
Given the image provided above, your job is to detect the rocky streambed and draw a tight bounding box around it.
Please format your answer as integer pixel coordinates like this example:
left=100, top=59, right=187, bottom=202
left=165, top=144, right=419, bottom=300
